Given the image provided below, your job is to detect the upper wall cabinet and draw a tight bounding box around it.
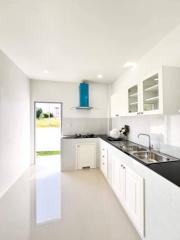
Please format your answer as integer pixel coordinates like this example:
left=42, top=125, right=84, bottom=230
left=111, top=92, right=121, bottom=117
left=111, top=66, right=180, bottom=117
left=111, top=90, right=128, bottom=117
left=141, top=66, right=180, bottom=115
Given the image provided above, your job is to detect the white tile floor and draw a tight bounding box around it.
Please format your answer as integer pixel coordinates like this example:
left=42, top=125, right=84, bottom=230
left=0, top=158, right=140, bottom=240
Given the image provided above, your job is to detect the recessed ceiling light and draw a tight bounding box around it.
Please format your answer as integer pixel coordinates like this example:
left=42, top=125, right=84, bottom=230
left=97, top=74, right=103, bottom=79
left=123, top=62, right=137, bottom=69
left=43, top=69, right=49, bottom=74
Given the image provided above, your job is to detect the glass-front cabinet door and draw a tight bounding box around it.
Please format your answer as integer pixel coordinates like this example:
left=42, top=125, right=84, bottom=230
left=128, top=85, right=138, bottom=114
left=143, top=73, right=159, bottom=112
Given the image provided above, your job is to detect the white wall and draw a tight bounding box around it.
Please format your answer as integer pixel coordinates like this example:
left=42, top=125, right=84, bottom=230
left=0, top=50, right=30, bottom=198
left=111, top=23, right=180, bottom=157
left=30, top=80, right=109, bottom=162
left=31, top=80, right=109, bottom=118
left=113, top=24, right=180, bottom=93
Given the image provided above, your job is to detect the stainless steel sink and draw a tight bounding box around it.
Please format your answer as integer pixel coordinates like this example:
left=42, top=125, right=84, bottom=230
left=121, top=145, right=147, bottom=152
left=132, top=151, right=179, bottom=164
left=111, top=140, right=180, bottom=165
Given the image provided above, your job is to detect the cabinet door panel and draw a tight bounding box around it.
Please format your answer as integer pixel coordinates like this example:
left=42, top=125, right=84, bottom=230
left=76, top=144, right=96, bottom=169
left=142, top=73, right=160, bottom=113
left=111, top=90, right=128, bottom=117
left=128, top=84, right=139, bottom=114
left=126, top=171, right=137, bottom=214
left=112, top=156, right=126, bottom=203
left=125, top=167, right=144, bottom=237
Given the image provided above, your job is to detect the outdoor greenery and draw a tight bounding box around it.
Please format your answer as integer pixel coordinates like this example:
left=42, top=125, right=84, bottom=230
left=43, top=112, right=53, bottom=118
left=36, top=151, right=61, bottom=156
left=36, top=108, right=54, bottom=119
left=36, top=118, right=60, bottom=128
left=36, top=108, right=43, bottom=119
left=36, top=107, right=60, bottom=127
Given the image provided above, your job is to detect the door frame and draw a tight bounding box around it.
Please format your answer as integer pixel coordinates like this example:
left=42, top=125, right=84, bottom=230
left=34, top=101, right=63, bottom=164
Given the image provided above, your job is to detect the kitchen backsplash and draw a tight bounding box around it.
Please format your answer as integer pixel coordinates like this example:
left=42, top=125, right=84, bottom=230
left=62, top=115, right=180, bottom=158
left=63, top=118, right=108, bottom=135
left=111, top=114, right=180, bottom=158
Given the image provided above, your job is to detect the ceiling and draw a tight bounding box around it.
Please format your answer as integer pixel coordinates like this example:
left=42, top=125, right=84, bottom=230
left=0, top=0, right=180, bottom=83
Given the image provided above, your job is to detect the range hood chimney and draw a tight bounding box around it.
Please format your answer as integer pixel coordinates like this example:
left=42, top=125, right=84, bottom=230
left=76, top=82, right=93, bottom=110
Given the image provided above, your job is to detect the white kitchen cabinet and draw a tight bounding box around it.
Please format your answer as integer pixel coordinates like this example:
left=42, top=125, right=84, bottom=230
left=111, top=89, right=128, bottom=117
left=126, top=71, right=162, bottom=115
left=112, top=155, right=126, bottom=203
left=100, top=141, right=144, bottom=237
left=76, top=143, right=96, bottom=169
left=125, top=167, right=144, bottom=236
left=113, top=66, right=180, bottom=117
left=113, top=155, right=144, bottom=235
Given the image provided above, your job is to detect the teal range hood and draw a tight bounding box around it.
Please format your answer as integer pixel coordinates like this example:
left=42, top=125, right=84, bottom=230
left=76, top=82, right=93, bottom=110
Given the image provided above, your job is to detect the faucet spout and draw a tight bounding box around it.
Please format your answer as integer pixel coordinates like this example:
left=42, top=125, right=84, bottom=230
left=138, top=133, right=152, bottom=151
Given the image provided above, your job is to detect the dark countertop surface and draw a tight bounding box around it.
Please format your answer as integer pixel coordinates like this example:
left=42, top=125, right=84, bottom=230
left=62, top=134, right=180, bottom=187
left=99, top=135, right=180, bottom=188
left=62, top=135, right=98, bottom=139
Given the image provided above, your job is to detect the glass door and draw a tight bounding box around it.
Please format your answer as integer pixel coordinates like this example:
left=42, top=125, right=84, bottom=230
left=143, top=74, right=159, bottom=112
left=128, top=85, right=138, bottom=114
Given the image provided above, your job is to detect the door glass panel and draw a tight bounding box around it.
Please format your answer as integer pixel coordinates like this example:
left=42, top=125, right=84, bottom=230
left=143, top=74, right=159, bottom=111
left=128, top=85, right=138, bottom=113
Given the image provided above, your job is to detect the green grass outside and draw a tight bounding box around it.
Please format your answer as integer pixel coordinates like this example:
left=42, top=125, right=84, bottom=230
left=36, top=118, right=60, bottom=128
left=36, top=151, right=61, bottom=156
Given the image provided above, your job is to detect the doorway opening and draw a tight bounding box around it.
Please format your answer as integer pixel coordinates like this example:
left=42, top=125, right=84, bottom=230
left=34, top=102, right=62, bottom=170
left=34, top=102, right=62, bottom=224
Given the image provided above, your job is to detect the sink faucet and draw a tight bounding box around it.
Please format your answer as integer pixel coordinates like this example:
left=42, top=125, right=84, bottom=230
left=138, top=133, right=152, bottom=151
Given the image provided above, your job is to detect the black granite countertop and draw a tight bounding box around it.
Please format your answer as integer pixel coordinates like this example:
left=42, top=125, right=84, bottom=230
left=99, top=135, right=180, bottom=188
left=62, top=135, right=98, bottom=139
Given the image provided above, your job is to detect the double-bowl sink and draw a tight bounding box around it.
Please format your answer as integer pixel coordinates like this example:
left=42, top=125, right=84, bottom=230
left=114, top=142, right=179, bottom=165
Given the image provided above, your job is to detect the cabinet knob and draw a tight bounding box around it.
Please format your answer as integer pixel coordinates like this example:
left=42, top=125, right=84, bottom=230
left=115, top=114, right=119, bottom=117
left=121, top=164, right=125, bottom=169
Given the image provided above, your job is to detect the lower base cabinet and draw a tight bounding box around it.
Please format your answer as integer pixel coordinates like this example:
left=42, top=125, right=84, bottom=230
left=112, top=155, right=126, bottom=203
left=125, top=167, right=144, bottom=237
left=100, top=141, right=144, bottom=238
left=76, top=143, right=96, bottom=169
